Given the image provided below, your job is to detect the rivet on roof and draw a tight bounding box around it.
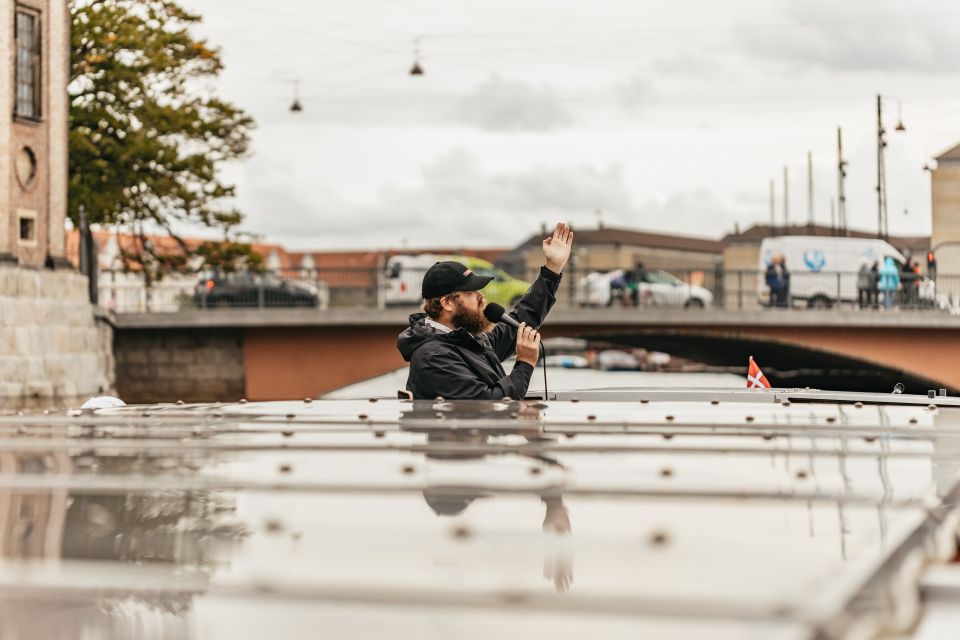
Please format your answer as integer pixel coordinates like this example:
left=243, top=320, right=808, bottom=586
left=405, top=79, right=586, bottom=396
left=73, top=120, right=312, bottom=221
left=649, top=530, right=670, bottom=547
left=279, top=464, right=293, bottom=474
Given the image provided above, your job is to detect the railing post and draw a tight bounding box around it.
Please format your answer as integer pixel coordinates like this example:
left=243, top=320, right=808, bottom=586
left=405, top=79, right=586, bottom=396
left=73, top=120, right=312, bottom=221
left=837, top=271, right=841, bottom=304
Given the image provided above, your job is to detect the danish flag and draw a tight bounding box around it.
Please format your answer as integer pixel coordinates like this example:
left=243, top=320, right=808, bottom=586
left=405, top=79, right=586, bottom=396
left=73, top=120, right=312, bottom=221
left=747, top=356, right=771, bottom=389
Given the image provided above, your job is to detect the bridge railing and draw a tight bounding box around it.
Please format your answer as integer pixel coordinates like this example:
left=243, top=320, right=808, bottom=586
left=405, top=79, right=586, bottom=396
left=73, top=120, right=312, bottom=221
left=98, top=266, right=960, bottom=313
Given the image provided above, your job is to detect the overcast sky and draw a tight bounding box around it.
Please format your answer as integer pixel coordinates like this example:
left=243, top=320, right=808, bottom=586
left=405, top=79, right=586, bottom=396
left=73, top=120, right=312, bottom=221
left=181, top=0, right=960, bottom=250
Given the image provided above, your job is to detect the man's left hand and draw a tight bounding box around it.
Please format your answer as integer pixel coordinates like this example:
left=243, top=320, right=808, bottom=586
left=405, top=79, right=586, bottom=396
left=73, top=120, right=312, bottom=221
left=543, top=222, right=574, bottom=274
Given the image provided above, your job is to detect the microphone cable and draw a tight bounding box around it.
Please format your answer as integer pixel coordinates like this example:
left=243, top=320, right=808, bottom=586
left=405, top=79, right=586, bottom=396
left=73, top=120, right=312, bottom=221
left=539, top=341, right=548, bottom=401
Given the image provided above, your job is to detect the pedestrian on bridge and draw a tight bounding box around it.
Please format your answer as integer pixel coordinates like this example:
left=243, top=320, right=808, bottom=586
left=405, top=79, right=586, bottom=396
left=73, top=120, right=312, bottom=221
left=398, top=222, right=574, bottom=400
left=878, top=256, right=900, bottom=309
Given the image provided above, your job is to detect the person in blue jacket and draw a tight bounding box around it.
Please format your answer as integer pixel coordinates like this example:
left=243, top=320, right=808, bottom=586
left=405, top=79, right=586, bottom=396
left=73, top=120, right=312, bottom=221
left=878, top=256, right=901, bottom=309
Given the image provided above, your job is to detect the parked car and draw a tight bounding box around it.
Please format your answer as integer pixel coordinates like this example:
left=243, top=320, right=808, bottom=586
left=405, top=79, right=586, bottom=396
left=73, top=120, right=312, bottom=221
left=438, top=255, right=531, bottom=308
left=382, top=254, right=531, bottom=308
left=577, top=268, right=712, bottom=308
left=194, top=271, right=321, bottom=308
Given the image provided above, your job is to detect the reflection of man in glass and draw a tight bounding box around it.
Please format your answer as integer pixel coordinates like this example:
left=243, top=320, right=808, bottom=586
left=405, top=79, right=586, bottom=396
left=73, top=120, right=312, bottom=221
left=401, top=400, right=573, bottom=592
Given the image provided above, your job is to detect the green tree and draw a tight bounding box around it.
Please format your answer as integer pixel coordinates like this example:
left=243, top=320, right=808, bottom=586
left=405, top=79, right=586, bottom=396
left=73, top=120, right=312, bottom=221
left=69, top=0, right=261, bottom=275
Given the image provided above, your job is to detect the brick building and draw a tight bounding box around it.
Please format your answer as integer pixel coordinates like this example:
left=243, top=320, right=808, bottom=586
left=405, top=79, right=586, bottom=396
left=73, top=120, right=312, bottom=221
left=0, top=0, right=70, bottom=268
left=0, top=1, right=113, bottom=407
left=931, top=142, right=960, bottom=274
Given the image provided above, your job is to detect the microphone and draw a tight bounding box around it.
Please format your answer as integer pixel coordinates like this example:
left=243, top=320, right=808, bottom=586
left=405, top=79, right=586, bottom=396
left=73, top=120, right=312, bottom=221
left=483, top=302, right=520, bottom=328
left=483, top=303, right=548, bottom=401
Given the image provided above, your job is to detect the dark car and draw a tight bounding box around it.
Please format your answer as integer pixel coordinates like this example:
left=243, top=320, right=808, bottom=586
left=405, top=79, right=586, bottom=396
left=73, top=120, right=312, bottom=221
left=193, top=271, right=320, bottom=308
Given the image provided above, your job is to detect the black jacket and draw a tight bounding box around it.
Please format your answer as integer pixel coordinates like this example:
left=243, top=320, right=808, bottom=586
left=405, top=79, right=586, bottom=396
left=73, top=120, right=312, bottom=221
left=397, top=266, right=562, bottom=400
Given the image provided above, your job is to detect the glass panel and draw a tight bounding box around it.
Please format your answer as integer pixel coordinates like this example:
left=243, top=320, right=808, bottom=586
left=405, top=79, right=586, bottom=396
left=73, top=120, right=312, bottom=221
left=15, top=11, right=40, bottom=119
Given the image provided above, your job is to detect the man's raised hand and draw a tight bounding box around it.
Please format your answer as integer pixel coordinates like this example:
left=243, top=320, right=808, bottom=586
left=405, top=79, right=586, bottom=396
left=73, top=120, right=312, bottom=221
left=543, top=222, right=574, bottom=274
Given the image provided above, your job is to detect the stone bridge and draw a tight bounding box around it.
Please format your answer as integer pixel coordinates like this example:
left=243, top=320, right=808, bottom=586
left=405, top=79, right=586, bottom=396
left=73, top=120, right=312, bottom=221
left=108, top=307, right=960, bottom=402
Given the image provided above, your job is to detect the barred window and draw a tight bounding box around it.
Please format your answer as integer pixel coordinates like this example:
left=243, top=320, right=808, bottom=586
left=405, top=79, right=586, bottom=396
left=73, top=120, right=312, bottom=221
left=15, top=8, right=42, bottom=120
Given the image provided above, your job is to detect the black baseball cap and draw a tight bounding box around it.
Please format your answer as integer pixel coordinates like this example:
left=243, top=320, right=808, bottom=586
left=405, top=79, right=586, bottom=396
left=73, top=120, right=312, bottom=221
left=421, top=261, right=493, bottom=299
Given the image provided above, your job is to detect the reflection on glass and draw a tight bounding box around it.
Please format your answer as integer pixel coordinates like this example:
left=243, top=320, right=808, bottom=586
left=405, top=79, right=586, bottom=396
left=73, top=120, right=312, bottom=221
left=0, top=448, right=247, bottom=638
left=401, top=400, right=574, bottom=593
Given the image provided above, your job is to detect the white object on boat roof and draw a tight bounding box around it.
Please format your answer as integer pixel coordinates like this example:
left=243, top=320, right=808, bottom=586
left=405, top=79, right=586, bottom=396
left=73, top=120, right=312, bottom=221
left=80, top=396, right=127, bottom=410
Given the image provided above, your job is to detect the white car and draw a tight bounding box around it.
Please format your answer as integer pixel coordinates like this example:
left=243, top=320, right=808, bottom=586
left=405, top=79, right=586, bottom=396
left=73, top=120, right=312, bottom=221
left=577, top=269, right=713, bottom=308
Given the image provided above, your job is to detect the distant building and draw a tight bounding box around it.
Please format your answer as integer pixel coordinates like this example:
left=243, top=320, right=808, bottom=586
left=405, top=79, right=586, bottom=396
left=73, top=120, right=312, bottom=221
left=931, top=142, right=960, bottom=274
left=499, top=224, right=722, bottom=285
left=66, top=230, right=510, bottom=310
left=0, top=0, right=70, bottom=267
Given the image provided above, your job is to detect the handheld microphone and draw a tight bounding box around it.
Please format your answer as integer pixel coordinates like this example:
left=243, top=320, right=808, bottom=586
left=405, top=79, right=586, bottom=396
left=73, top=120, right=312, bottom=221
left=483, top=303, right=520, bottom=328
left=483, top=303, right=548, bottom=400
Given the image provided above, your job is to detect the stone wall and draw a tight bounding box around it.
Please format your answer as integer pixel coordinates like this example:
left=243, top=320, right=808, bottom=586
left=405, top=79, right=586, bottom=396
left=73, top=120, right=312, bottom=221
left=114, top=328, right=244, bottom=404
left=0, top=266, right=113, bottom=408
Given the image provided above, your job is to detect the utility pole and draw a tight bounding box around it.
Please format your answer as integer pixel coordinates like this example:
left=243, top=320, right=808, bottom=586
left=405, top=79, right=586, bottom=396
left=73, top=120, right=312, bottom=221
left=876, top=94, right=888, bottom=239
left=769, top=179, right=775, bottom=232
left=830, top=197, right=836, bottom=236
left=807, top=151, right=814, bottom=229
left=783, top=165, right=789, bottom=229
left=837, top=127, right=848, bottom=237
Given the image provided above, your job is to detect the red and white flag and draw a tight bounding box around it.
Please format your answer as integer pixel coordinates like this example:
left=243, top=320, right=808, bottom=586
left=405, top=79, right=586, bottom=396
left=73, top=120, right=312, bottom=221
left=747, top=356, right=771, bottom=389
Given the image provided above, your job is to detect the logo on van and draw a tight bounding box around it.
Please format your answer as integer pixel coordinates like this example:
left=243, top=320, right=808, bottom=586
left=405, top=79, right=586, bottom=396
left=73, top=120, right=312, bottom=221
left=803, top=249, right=826, bottom=272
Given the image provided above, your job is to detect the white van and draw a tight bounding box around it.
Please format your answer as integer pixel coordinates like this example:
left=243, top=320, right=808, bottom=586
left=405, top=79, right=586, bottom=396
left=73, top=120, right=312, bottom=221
left=757, top=236, right=905, bottom=308
left=382, top=254, right=437, bottom=306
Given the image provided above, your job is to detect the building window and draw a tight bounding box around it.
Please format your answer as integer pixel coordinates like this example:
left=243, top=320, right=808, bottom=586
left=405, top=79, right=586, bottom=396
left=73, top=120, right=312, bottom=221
left=15, top=7, right=42, bottom=120
left=17, top=210, right=37, bottom=245
left=15, top=147, right=37, bottom=187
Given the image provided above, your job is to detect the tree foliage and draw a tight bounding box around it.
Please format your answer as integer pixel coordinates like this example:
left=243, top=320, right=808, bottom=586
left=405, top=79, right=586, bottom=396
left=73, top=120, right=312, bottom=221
left=68, top=0, right=260, bottom=274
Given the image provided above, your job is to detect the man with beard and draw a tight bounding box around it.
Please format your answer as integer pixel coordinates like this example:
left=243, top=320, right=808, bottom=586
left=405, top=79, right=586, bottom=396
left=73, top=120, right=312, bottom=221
left=398, top=223, right=574, bottom=400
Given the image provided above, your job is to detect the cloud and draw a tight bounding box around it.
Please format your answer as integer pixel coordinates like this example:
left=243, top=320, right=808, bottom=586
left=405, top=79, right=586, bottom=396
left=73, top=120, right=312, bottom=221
left=614, top=74, right=657, bottom=110
left=739, top=0, right=960, bottom=72
left=455, top=75, right=574, bottom=132
left=236, top=147, right=744, bottom=249
left=629, top=190, right=736, bottom=234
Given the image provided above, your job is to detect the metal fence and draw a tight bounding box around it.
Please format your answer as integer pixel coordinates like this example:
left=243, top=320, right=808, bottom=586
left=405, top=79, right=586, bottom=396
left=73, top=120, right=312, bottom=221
left=99, top=266, right=960, bottom=314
